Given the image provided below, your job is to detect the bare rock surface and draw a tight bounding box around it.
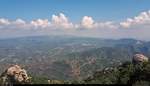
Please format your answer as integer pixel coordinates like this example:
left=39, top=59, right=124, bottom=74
left=132, top=54, right=149, bottom=63
left=0, top=64, right=31, bottom=85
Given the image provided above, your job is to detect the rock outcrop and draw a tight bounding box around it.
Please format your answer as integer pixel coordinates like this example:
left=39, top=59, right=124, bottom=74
left=132, top=54, right=149, bottom=64
left=0, top=65, right=31, bottom=85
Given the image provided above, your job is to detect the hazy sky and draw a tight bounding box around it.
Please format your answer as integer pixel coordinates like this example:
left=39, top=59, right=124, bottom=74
left=0, top=0, right=150, bottom=40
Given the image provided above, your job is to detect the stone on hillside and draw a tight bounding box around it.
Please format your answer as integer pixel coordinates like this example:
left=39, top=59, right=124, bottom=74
left=132, top=54, right=149, bottom=64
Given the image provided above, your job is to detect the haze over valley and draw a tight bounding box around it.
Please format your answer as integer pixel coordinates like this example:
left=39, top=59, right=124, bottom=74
left=0, top=0, right=150, bottom=85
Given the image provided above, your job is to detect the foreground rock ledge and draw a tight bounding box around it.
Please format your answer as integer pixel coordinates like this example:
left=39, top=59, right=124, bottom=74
left=0, top=65, right=31, bottom=85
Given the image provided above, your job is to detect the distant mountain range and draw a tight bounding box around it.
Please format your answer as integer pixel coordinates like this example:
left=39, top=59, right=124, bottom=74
left=0, top=36, right=150, bottom=80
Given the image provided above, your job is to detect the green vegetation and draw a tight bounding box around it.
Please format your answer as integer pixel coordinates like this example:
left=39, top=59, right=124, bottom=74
left=82, top=61, right=150, bottom=85
left=26, top=61, right=150, bottom=85
left=30, top=76, right=49, bottom=84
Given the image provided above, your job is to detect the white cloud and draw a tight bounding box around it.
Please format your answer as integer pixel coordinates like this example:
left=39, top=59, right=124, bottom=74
left=31, top=19, right=50, bottom=28
left=79, top=16, right=117, bottom=29
left=51, top=13, right=74, bottom=29
left=0, top=14, right=117, bottom=30
left=0, top=18, right=10, bottom=25
left=95, top=21, right=118, bottom=29
left=0, top=11, right=150, bottom=40
left=120, top=10, right=150, bottom=28
left=81, top=16, right=95, bottom=29
left=10, top=19, right=28, bottom=29
left=13, top=19, right=26, bottom=25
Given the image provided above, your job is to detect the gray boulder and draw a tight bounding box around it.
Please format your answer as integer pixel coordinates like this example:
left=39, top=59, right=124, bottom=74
left=132, top=54, right=149, bottom=64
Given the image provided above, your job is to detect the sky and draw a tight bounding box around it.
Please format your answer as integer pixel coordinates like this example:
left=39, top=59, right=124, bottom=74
left=0, top=0, right=150, bottom=40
